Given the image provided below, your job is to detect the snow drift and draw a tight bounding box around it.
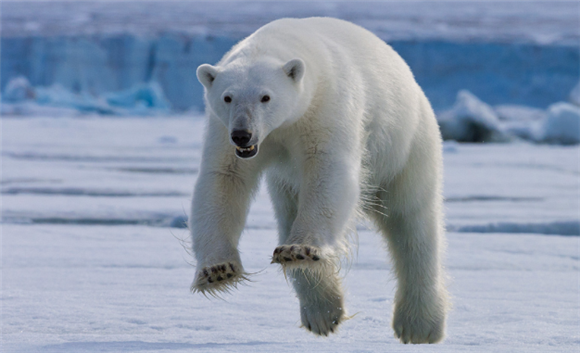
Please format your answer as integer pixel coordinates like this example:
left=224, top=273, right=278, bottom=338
left=437, top=90, right=509, bottom=143
left=438, top=89, right=580, bottom=145
left=538, top=102, right=580, bottom=145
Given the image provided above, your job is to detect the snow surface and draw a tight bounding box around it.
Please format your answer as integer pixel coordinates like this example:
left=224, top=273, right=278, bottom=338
left=2, top=116, right=579, bottom=352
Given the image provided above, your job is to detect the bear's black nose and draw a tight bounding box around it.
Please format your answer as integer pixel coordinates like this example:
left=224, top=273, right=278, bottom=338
left=231, top=130, right=252, bottom=147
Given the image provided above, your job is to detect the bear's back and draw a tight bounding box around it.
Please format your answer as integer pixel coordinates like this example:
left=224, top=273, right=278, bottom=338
left=246, top=17, right=413, bottom=87
left=255, top=17, right=389, bottom=59
left=222, top=17, right=396, bottom=70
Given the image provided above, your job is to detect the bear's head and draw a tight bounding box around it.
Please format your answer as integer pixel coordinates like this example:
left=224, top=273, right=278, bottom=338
left=197, top=58, right=305, bottom=159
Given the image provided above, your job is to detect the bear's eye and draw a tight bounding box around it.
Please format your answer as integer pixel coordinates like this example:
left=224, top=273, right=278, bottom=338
left=224, top=96, right=232, bottom=103
left=261, top=95, right=270, bottom=103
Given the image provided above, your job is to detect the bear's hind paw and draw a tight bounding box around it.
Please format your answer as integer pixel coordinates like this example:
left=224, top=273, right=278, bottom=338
left=392, top=295, right=447, bottom=344
left=191, top=262, right=248, bottom=296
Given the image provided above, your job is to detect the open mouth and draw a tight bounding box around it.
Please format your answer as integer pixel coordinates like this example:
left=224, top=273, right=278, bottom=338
left=235, top=144, right=258, bottom=159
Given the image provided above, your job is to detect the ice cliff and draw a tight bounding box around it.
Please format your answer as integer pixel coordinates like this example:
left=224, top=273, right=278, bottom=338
left=2, top=35, right=578, bottom=113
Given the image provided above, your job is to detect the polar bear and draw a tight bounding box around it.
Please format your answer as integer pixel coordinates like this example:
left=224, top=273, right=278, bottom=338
left=190, top=17, right=449, bottom=343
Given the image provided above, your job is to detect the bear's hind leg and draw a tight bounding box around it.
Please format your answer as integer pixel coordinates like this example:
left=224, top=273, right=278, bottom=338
left=292, top=269, right=345, bottom=336
left=370, top=169, right=448, bottom=343
left=267, top=176, right=346, bottom=336
left=381, top=207, right=448, bottom=344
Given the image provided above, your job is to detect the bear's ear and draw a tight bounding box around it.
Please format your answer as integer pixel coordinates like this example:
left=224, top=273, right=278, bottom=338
left=197, top=64, right=219, bottom=89
left=283, top=59, right=305, bottom=83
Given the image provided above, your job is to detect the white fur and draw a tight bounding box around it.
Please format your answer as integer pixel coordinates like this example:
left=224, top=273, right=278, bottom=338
left=190, top=17, right=449, bottom=343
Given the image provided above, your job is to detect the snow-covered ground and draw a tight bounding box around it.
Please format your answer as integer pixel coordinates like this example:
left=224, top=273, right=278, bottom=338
left=2, top=116, right=579, bottom=352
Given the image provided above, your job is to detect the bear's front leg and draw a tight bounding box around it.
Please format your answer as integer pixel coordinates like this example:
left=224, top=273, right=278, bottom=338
left=190, top=165, right=258, bottom=295
left=190, top=123, right=262, bottom=296
left=269, top=153, right=360, bottom=335
left=271, top=153, right=360, bottom=269
left=192, top=261, right=248, bottom=296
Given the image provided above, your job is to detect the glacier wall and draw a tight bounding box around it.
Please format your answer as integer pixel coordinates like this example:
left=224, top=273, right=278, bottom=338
left=1, top=35, right=238, bottom=112
left=2, top=34, right=578, bottom=112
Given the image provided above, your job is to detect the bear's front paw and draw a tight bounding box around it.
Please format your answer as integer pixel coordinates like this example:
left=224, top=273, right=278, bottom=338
left=191, top=262, right=247, bottom=296
left=271, top=244, right=322, bottom=268
left=392, top=295, right=447, bottom=344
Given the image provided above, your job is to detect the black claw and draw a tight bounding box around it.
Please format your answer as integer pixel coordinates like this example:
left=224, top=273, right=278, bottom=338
left=220, top=264, right=226, bottom=272
left=283, top=257, right=292, bottom=262
left=216, top=276, right=223, bottom=281
left=208, top=278, right=214, bottom=283
left=229, top=263, right=236, bottom=272
left=308, top=324, right=312, bottom=331
left=274, top=248, right=281, bottom=254
left=305, top=247, right=311, bottom=255
left=226, top=273, right=233, bottom=278
left=296, top=254, right=305, bottom=260
left=211, top=267, right=217, bottom=274
left=290, top=245, right=295, bottom=251
left=203, top=269, right=209, bottom=276
left=312, top=255, right=320, bottom=261
left=330, top=327, right=334, bottom=333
